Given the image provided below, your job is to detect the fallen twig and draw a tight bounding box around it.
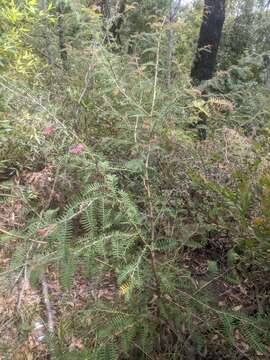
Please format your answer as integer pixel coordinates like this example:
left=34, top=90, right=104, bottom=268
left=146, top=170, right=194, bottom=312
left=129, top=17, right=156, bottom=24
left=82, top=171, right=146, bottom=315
left=42, top=276, right=54, bottom=334
left=16, top=267, right=27, bottom=312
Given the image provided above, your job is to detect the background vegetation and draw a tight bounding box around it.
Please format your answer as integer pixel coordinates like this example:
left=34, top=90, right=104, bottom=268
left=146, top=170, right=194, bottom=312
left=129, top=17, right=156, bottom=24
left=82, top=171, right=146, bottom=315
left=0, top=0, right=270, bottom=359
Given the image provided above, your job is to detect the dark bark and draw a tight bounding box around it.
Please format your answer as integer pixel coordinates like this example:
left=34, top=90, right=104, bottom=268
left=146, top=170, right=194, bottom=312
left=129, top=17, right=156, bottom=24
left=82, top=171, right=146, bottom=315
left=100, top=0, right=111, bottom=19
left=100, top=0, right=126, bottom=45
left=191, top=0, right=225, bottom=83
left=109, top=0, right=126, bottom=44
left=191, top=0, right=225, bottom=140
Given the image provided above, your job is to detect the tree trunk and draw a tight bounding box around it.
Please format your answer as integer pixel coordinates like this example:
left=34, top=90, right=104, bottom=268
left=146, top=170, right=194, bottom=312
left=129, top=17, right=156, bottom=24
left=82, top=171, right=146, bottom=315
left=100, top=0, right=126, bottom=45
left=100, top=0, right=111, bottom=19
left=56, top=4, right=68, bottom=70
left=38, top=0, right=46, bottom=8
left=191, top=0, right=225, bottom=83
left=38, top=0, right=52, bottom=65
left=109, top=0, right=126, bottom=44
left=166, top=0, right=181, bottom=88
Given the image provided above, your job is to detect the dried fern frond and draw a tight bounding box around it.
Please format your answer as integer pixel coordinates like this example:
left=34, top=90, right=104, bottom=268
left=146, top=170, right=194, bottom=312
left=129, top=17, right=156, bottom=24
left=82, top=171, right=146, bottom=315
left=208, top=97, right=235, bottom=112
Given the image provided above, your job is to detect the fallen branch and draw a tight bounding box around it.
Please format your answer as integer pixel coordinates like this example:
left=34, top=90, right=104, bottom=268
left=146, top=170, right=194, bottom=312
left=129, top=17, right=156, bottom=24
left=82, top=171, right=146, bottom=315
left=42, top=276, right=54, bottom=334
left=0, top=227, right=24, bottom=238
left=0, top=227, right=47, bottom=244
left=16, top=267, right=27, bottom=312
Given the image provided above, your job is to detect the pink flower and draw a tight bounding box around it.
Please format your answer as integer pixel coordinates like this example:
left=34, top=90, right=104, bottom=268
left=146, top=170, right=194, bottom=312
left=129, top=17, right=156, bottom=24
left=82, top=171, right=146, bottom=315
left=69, top=144, right=84, bottom=154
left=42, top=125, right=55, bottom=136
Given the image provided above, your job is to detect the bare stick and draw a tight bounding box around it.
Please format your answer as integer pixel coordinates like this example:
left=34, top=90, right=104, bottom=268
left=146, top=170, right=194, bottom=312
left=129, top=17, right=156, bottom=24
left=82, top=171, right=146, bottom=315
left=143, top=19, right=166, bottom=305
left=0, top=227, right=24, bottom=238
left=16, top=267, right=27, bottom=311
left=42, top=276, right=54, bottom=334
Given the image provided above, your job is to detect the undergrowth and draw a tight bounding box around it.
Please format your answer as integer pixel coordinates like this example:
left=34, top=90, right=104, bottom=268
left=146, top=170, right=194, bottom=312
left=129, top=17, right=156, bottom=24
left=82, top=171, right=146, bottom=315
left=0, top=1, right=270, bottom=359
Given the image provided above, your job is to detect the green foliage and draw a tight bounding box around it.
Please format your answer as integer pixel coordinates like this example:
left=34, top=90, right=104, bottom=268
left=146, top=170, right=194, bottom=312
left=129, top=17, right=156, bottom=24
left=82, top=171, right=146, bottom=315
left=0, top=0, right=41, bottom=75
left=7, top=163, right=268, bottom=358
left=219, top=3, right=270, bottom=69
left=1, top=0, right=270, bottom=359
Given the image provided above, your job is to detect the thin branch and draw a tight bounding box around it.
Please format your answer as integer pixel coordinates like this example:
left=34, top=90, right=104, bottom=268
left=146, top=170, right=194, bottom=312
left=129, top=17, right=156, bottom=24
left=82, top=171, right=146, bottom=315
left=143, top=18, right=166, bottom=306
left=0, top=228, right=24, bottom=238
left=16, top=267, right=27, bottom=311
left=42, top=276, right=54, bottom=334
left=0, top=227, right=47, bottom=244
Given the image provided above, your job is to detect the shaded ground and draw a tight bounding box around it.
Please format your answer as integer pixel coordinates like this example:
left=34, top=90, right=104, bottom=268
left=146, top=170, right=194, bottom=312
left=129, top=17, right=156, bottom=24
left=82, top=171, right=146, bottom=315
left=0, top=156, right=269, bottom=359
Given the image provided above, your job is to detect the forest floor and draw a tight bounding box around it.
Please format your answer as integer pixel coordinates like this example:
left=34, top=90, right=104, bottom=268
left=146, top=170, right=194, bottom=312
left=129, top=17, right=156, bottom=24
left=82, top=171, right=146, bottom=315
left=0, top=166, right=269, bottom=359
